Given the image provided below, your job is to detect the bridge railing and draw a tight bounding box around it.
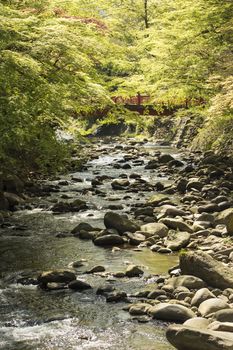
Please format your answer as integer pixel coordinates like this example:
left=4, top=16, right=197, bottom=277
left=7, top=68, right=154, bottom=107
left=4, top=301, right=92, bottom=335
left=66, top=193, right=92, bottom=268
left=112, top=94, right=150, bottom=106
left=112, top=94, right=205, bottom=108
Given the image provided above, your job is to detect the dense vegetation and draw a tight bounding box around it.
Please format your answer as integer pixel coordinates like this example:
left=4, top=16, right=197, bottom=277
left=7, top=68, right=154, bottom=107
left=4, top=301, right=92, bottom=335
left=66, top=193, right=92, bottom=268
left=1, top=0, right=232, bottom=174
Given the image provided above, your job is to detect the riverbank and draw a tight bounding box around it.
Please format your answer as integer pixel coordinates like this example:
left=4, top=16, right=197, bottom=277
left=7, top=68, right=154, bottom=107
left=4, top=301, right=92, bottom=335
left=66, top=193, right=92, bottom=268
left=0, top=137, right=233, bottom=350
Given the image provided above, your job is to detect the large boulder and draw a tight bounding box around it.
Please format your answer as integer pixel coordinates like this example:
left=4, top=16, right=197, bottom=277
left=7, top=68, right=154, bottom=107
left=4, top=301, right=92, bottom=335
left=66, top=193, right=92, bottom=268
left=140, top=222, right=169, bottom=238
left=93, top=122, right=127, bottom=137
left=165, top=231, right=190, bottom=251
left=148, top=303, right=195, bottom=322
left=166, top=325, right=233, bottom=350
left=217, top=208, right=233, bottom=235
left=104, top=212, right=139, bottom=234
left=93, top=234, right=124, bottom=247
left=180, top=251, right=233, bottom=289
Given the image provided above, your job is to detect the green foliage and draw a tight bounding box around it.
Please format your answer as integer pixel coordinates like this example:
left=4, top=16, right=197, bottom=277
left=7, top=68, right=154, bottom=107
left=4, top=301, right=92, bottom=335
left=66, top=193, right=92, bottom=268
left=0, top=1, right=113, bottom=174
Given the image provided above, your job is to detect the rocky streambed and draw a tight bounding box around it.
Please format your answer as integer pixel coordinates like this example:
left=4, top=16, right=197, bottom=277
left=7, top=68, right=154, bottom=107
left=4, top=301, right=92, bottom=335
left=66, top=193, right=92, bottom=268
left=0, top=137, right=233, bottom=350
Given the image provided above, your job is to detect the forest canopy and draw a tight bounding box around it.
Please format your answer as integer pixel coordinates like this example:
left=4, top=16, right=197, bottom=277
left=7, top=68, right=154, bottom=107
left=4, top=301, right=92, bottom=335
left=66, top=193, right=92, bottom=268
left=0, top=0, right=232, bottom=174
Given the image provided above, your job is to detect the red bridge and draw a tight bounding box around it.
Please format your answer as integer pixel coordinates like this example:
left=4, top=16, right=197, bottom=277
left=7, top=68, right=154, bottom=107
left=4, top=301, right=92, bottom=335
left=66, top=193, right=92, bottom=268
left=112, top=93, right=205, bottom=115
left=112, top=94, right=150, bottom=106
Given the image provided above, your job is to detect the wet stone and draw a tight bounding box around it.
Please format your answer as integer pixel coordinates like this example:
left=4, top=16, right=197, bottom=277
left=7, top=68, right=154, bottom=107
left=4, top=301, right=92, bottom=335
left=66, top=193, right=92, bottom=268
left=68, top=279, right=92, bottom=291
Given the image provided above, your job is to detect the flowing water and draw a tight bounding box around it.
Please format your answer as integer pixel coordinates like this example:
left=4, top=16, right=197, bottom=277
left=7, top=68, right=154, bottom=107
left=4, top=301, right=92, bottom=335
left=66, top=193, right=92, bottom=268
left=0, top=139, right=181, bottom=350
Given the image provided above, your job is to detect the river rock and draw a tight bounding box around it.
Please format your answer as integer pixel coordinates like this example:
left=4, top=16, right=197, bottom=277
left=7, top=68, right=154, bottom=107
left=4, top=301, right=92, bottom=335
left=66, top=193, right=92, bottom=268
left=198, top=203, right=219, bottom=214
left=158, top=247, right=172, bottom=254
left=217, top=208, right=233, bottom=235
left=161, top=205, right=187, bottom=218
left=197, top=213, right=215, bottom=223
left=125, top=265, right=144, bottom=277
left=106, top=291, right=127, bottom=302
left=134, top=206, right=154, bottom=217
left=96, top=286, right=115, bottom=296
left=167, top=275, right=206, bottom=289
left=0, top=213, right=4, bottom=224
left=166, top=324, right=233, bottom=350
left=147, top=194, right=169, bottom=207
left=184, top=317, right=211, bottom=329
left=165, top=231, right=190, bottom=251
left=180, top=251, right=233, bottom=289
left=198, top=298, right=230, bottom=317
left=140, top=222, right=169, bottom=238
left=104, top=212, right=140, bottom=234
left=71, top=222, right=94, bottom=235
left=129, top=303, right=151, bottom=315
left=159, top=218, right=193, bottom=233
left=38, top=270, right=76, bottom=287
left=145, top=160, right=158, bottom=169
left=126, top=232, right=146, bottom=245
left=111, top=179, right=130, bottom=190
left=86, top=265, right=105, bottom=273
left=214, top=309, right=233, bottom=323
left=186, top=180, right=204, bottom=192
left=147, top=289, right=167, bottom=299
left=52, top=199, right=87, bottom=213
left=79, top=230, right=96, bottom=240
left=4, top=192, right=24, bottom=208
left=46, top=282, right=67, bottom=290
left=158, top=154, right=175, bottom=163
left=71, top=260, right=86, bottom=268
left=68, top=279, right=92, bottom=291
left=106, top=204, right=124, bottom=210
left=191, top=288, right=215, bottom=307
left=93, top=234, right=124, bottom=247
left=208, top=321, right=233, bottom=332
left=176, top=179, right=188, bottom=193
left=0, top=193, right=9, bottom=211
left=169, top=159, right=184, bottom=167
left=148, top=303, right=195, bottom=322
left=70, top=199, right=88, bottom=211
left=3, top=175, right=24, bottom=194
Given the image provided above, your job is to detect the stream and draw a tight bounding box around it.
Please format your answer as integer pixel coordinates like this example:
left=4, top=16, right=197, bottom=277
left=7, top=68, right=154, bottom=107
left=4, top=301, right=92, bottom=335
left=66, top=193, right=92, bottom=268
left=0, top=138, right=181, bottom=350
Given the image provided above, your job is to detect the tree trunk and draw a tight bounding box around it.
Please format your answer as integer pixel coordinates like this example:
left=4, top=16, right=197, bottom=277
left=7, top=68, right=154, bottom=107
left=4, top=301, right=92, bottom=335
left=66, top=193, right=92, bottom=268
left=144, top=0, right=149, bottom=28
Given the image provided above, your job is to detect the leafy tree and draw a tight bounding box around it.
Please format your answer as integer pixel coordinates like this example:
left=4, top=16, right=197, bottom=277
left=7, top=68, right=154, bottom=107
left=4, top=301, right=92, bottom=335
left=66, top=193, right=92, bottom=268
left=0, top=0, right=232, bottom=175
